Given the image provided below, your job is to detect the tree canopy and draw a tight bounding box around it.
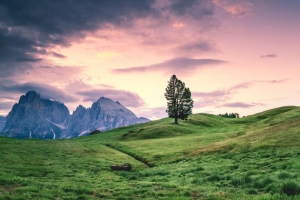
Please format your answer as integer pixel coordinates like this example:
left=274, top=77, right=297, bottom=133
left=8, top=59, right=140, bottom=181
left=165, top=75, right=193, bottom=124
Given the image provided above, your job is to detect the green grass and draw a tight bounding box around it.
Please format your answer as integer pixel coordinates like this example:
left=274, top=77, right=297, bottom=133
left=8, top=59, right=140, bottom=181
left=0, top=106, right=300, bottom=199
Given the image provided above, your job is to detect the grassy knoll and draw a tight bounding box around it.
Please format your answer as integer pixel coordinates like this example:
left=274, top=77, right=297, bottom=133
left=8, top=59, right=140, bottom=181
left=1, top=106, right=300, bottom=199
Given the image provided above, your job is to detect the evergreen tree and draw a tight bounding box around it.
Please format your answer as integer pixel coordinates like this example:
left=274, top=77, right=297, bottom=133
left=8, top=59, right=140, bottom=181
left=165, top=75, right=194, bottom=124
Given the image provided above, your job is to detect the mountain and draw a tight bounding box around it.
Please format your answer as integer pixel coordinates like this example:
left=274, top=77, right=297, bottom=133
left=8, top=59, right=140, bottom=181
left=0, top=91, right=150, bottom=139
left=65, top=97, right=149, bottom=138
left=0, top=116, right=6, bottom=132
left=1, top=91, right=70, bottom=139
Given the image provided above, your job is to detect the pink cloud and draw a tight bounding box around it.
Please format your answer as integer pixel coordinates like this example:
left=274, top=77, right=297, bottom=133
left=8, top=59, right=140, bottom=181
left=222, top=102, right=266, bottom=108
left=225, top=5, right=252, bottom=17
left=112, top=57, right=227, bottom=75
left=76, top=89, right=145, bottom=108
left=212, top=0, right=254, bottom=17
left=260, top=54, right=278, bottom=58
left=193, top=79, right=289, bottom=108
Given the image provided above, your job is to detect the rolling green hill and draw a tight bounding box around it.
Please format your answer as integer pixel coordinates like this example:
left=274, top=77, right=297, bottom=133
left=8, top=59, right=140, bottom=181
left=1, top=106, right=300, bottom=199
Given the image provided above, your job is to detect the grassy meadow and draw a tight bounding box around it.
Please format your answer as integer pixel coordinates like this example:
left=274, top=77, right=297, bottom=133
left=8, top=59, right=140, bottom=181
left=1, top=106, right=300, bottom=199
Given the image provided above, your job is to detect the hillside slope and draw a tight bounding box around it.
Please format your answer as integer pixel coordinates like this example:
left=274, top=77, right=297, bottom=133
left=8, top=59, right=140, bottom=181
left=1, top=106, right=300, bottom=199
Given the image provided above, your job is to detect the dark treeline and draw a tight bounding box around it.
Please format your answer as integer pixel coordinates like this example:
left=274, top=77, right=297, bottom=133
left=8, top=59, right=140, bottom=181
left=218, top=113, right=240, bottom=118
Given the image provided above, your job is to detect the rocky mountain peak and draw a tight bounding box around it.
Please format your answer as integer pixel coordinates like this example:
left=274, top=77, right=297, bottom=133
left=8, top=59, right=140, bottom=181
left=1, top=91, right=70, bottom=139
left=19, top=90, right=41, bottom=105
left=1, top=91, right=150, bottom=139
left=74, top=105, right=86, bottom=112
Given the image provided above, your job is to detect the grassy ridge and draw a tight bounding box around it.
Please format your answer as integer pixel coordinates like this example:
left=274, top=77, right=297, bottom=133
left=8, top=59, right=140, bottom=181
left=0, top=106, right=300, bottom=199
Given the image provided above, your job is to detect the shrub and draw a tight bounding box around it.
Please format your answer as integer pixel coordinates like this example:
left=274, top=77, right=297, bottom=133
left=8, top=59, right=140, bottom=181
left=265, top=183, right=279, bottom=194
left=207, top=174, right=221, bottom=181
left=154, top=170, right=170, bottom=176
left=247, top=188, right=257, bottom=194
left=262, top=177, right=273, bottom=185
left=282, top=182, right=300, bottom=196
left=278, top=172, right=291, bottom=179
left=230, top=176, right=245, bottom=187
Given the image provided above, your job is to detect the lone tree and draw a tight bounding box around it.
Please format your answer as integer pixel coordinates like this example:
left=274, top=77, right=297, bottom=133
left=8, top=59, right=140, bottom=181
left=165, top=75, right=194, bottom=124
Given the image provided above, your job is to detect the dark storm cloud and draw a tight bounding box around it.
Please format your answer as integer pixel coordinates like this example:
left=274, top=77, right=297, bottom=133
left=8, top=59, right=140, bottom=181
left=0, top=0, right=217, bottom=77
left=0, top=0, right=155, bottom=76
left=0, top=0, right=218, bottom=74
left=170, top=0, right=214, bottom=19
left=222, top=102, right=265, bottom=108
left=260, top=54, right=278, bottom=58
left=0, top=82, right=78, bottom=103
left=76, top=89, right=145, bottom=108
left=112, top=57, right=227, bottom=75
left=0, top=1, right=155, bottom=34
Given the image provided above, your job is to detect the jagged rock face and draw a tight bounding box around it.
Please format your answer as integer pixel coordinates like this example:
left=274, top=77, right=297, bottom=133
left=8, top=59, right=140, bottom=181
left=65, top=97, right=150, bottom=138
left=0, top=116, right=6, bottom=132
left=0, top=92, right=150, bottom=139
left=1, top=91, right=70, bottom=139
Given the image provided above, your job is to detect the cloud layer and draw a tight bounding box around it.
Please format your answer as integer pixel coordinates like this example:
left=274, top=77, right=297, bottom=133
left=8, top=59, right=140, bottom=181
left=193, top=79, right=288, bottom=108
left=0, top=0, right=157, bottom=77
left=222, top=102, right=265, bottom=108
left=112, top=57, right=227, bottom=75
left=76, top=89, right=145, bottom=108
left=260, top=54, right=278, bottom=58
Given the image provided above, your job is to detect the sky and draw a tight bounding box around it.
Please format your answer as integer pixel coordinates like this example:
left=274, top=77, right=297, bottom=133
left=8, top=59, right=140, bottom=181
left=0, top=0, right=299, bottom=120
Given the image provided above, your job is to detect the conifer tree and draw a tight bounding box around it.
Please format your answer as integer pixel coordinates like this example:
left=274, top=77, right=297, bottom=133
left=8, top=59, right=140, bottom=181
left=165, top=75, right=194, bottom=124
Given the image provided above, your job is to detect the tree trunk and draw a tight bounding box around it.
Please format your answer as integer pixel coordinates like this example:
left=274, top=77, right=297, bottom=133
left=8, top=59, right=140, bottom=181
left=175, top=116, right=178, bottom=124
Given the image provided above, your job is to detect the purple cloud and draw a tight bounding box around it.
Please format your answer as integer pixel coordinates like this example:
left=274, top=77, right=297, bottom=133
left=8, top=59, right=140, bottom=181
left=193, top=90, right=229, bottom=98
left=76, top=89, right=145, bottom=108
left=112, top=57, right=227, bottom=75
left=0, top=0, right=217, bottom=78
left=193, top=79, right=288, bottom=108
left=260, top=54, right=278, bottom=58
left=0, top=101, right=14, bottom=112
left=51, top=52, right=67, bottom=59
left=0, top=82, right=79, bottom=103
left=175, top=40, right=217, bottom=55
left=222, top=102, right=265, bottom=108
left=213, top=0, right=254, bottom=17
left=132, top=106, right=168, bottom=120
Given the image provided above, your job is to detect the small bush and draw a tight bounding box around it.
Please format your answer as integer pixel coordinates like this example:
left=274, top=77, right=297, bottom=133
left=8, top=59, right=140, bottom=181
left=244, top=173, right=254, bottom=184
left=278, top=172, right=291, bottom=179
left=154, top=170, right=170, bottom=176
left=207, top=174, right=221, bottom=181
left=191, top=178, right=202, bottom=184
left=196, top=166, right=205, bottom=171
left=262, top=177, right=273, bottom=185
left=247, top=188, right=257, bottom=194
left=129, top=175, right=138, bottom=180
left=230, top=176, right=245, bottom=186
left=230, top=164, right=239, bottom=170
left=282, top=182, right=300, bottom=196
left=253, top=179, right=264, bottom=189
left=77, top=194, right=88, bottom=200
left=265, top=183, right=279, bottom=194
left=78, top=188, right=93, bottom=195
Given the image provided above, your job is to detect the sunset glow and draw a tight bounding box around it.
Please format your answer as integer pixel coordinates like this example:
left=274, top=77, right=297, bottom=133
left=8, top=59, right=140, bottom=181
left=0, top=0, right=299, bottom=119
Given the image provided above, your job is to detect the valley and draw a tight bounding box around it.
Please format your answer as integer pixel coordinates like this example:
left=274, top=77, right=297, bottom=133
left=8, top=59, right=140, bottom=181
left=0, top=106, right=300, bottom=199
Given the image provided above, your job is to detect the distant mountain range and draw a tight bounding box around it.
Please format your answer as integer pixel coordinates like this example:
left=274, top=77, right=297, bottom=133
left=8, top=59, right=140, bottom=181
left=0, top=91, right=149, bottom=139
